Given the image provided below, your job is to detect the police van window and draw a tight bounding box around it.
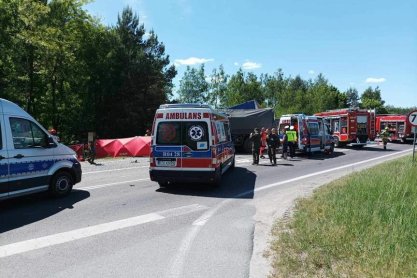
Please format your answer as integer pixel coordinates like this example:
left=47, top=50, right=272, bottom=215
left=10, top=118, right=49, bottom=149
left=156, top=122, right=181, bottom=145
left=184, top=122, right=209, bottom=150
left=0, top=122, right=2, bottom=149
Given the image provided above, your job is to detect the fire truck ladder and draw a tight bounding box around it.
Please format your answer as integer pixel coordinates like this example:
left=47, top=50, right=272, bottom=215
left=369, top=109, right=376, bottom=140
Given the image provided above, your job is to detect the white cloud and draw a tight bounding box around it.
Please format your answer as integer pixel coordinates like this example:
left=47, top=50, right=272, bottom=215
left=242, top=61, right=262, bottom=70
left=308, top=70, right=315, bottom=75
left=234, top=62, right=239, bottom=66
left=366, top=77, right=386, bottom=83
left=174, top=57, right=214, bottom=66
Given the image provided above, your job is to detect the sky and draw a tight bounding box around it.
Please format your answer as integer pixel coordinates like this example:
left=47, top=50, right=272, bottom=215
left=84, top=0, right=417, bottom=108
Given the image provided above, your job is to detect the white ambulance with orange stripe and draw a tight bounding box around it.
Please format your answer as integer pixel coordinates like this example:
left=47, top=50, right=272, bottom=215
left=149, top=104, right=235, bottom=187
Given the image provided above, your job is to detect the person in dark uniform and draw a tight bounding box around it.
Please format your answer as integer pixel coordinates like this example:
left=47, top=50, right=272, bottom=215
left=267, top=128, right=280, bottom=165
left=87, top=140, right=96, bottom=164
left=249, top=128, right=261, bottom=165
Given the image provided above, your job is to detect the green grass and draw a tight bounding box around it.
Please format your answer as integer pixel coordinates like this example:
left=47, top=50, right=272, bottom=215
left=269, top=156, right=417, bottom=278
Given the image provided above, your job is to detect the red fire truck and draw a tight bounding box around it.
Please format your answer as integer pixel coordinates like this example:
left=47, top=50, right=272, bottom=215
left=375, top=114, right=415, bottom=143
left=314, top=108, right=376, bottom=147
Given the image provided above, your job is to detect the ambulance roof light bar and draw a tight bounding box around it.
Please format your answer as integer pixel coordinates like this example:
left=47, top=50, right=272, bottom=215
left=159, top=103, right=212, bottom=109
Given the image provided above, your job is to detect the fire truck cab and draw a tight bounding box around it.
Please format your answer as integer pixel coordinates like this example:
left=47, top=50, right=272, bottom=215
left=278, top=114, right=334, bottom=154
left=149, top=104, right=235, bottom=187
left=376, top=114, right=414, bottom=143
left=315, top=108, right=376, bottom=147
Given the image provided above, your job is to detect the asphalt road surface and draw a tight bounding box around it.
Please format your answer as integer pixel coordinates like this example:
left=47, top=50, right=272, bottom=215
left=0, top=143, right=414, bottom=278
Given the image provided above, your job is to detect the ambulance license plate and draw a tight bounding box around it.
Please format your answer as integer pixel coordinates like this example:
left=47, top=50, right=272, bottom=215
left=156, top=158, right=176, bottom=167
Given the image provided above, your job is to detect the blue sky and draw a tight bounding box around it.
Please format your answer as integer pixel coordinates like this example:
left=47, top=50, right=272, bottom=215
left=85, top=0, right=417, bottom=108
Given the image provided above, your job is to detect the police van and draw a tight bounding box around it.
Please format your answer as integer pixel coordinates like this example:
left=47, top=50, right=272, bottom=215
left=0, top=99, right=81, bottom=200
left=149, top=103, right=235, bottom=187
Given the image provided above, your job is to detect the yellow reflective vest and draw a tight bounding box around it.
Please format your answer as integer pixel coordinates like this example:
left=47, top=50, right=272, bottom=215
left=286, top=130, right=297, bottom=142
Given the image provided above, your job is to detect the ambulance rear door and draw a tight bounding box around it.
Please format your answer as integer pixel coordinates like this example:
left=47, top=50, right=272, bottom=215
left=154, top=112, right=183, bottom=171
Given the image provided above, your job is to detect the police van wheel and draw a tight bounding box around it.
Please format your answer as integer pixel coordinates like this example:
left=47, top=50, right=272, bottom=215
left=50, top=171, right=73, bottom=197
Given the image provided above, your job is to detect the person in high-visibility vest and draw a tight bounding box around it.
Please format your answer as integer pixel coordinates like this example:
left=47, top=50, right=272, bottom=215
left=287, top=126, right=298, bottom=158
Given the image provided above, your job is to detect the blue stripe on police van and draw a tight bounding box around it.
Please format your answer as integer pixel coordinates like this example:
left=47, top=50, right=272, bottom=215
left=0, top=164, right=8, bottom=177
left=9, top=160, right=55, bottom=176
left=6, top=158, right=77, bottom=177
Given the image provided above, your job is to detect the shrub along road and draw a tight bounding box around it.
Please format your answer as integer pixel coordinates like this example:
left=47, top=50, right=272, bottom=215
left=0, top=144, right=413, bottom=278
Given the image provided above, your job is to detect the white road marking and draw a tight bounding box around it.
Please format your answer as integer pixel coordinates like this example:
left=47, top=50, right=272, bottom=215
left=167, top=148, right=412, bottom=278
left=83, top=166, right=146, bottom=175
left=79, top=178, right=150, bottom=191
left=0, top=204, right=207, bottom=258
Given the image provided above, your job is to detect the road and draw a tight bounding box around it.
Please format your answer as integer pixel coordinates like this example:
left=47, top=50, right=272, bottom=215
left=0, top=143, right=413, bottom=278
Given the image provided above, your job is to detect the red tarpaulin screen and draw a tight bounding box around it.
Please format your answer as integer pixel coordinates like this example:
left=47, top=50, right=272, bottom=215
left=69, top=136, right=151, bottom=160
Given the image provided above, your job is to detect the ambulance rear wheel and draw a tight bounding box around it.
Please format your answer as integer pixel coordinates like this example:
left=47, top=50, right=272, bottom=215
left=230, top=156, right=235, bottom=170
left=50, top=171, right=73, bottom=197
left=212, top=168, right=222, bottom=187
left=158, top=181, right=173, bottom=188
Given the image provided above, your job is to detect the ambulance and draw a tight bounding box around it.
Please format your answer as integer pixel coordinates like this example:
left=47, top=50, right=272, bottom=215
left=149, top=104, right=235, bottom=187
left=0, top=99, right=81, bottom=200
left=278, top=114, right=334, bottom=154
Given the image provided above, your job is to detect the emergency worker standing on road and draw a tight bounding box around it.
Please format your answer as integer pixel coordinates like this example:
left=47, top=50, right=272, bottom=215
left=281, top=126, right=289, bottom=159
left=287, top=126, right=297, bottom=158
left=250, top=128, right=261, bottom=165
left=259, top=127, right=267, bottom=159
left=380, top=126, right=390, bottom=150
left=267, top=128, right=280, bottom=165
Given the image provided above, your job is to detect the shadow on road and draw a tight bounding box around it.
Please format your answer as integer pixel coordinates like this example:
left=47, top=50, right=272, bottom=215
left=298, top=150, right=346, bottom=161
left=352, top=146, right=395, bottom=152
left=0, top=189, right=90, bottom=233
left=156, top=167, right=256, bottom=199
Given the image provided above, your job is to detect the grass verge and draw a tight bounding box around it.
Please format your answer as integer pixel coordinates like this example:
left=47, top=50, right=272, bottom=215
left=269, top=156, right=417, bottom=277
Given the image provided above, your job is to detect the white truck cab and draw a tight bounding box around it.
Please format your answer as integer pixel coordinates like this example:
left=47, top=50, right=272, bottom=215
left=0, top=99, right=81, bottom=200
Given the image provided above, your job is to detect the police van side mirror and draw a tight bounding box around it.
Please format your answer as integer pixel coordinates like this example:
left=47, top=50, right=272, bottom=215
left=47, top=136, right=57, bottom=148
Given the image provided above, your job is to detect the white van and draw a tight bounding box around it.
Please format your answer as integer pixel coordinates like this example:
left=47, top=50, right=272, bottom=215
left=0, top=99, right=81, bottom=200
left=149, top=103, right=235, bottom=187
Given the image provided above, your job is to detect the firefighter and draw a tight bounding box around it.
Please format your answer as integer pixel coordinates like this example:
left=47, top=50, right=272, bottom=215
left=267, top=128, right=280, bottom=165
left=380, top=126, right=390, bottom=150
left=249, top=128, right=261, bottom=165
left=287, top=126, right=298, bottom=158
